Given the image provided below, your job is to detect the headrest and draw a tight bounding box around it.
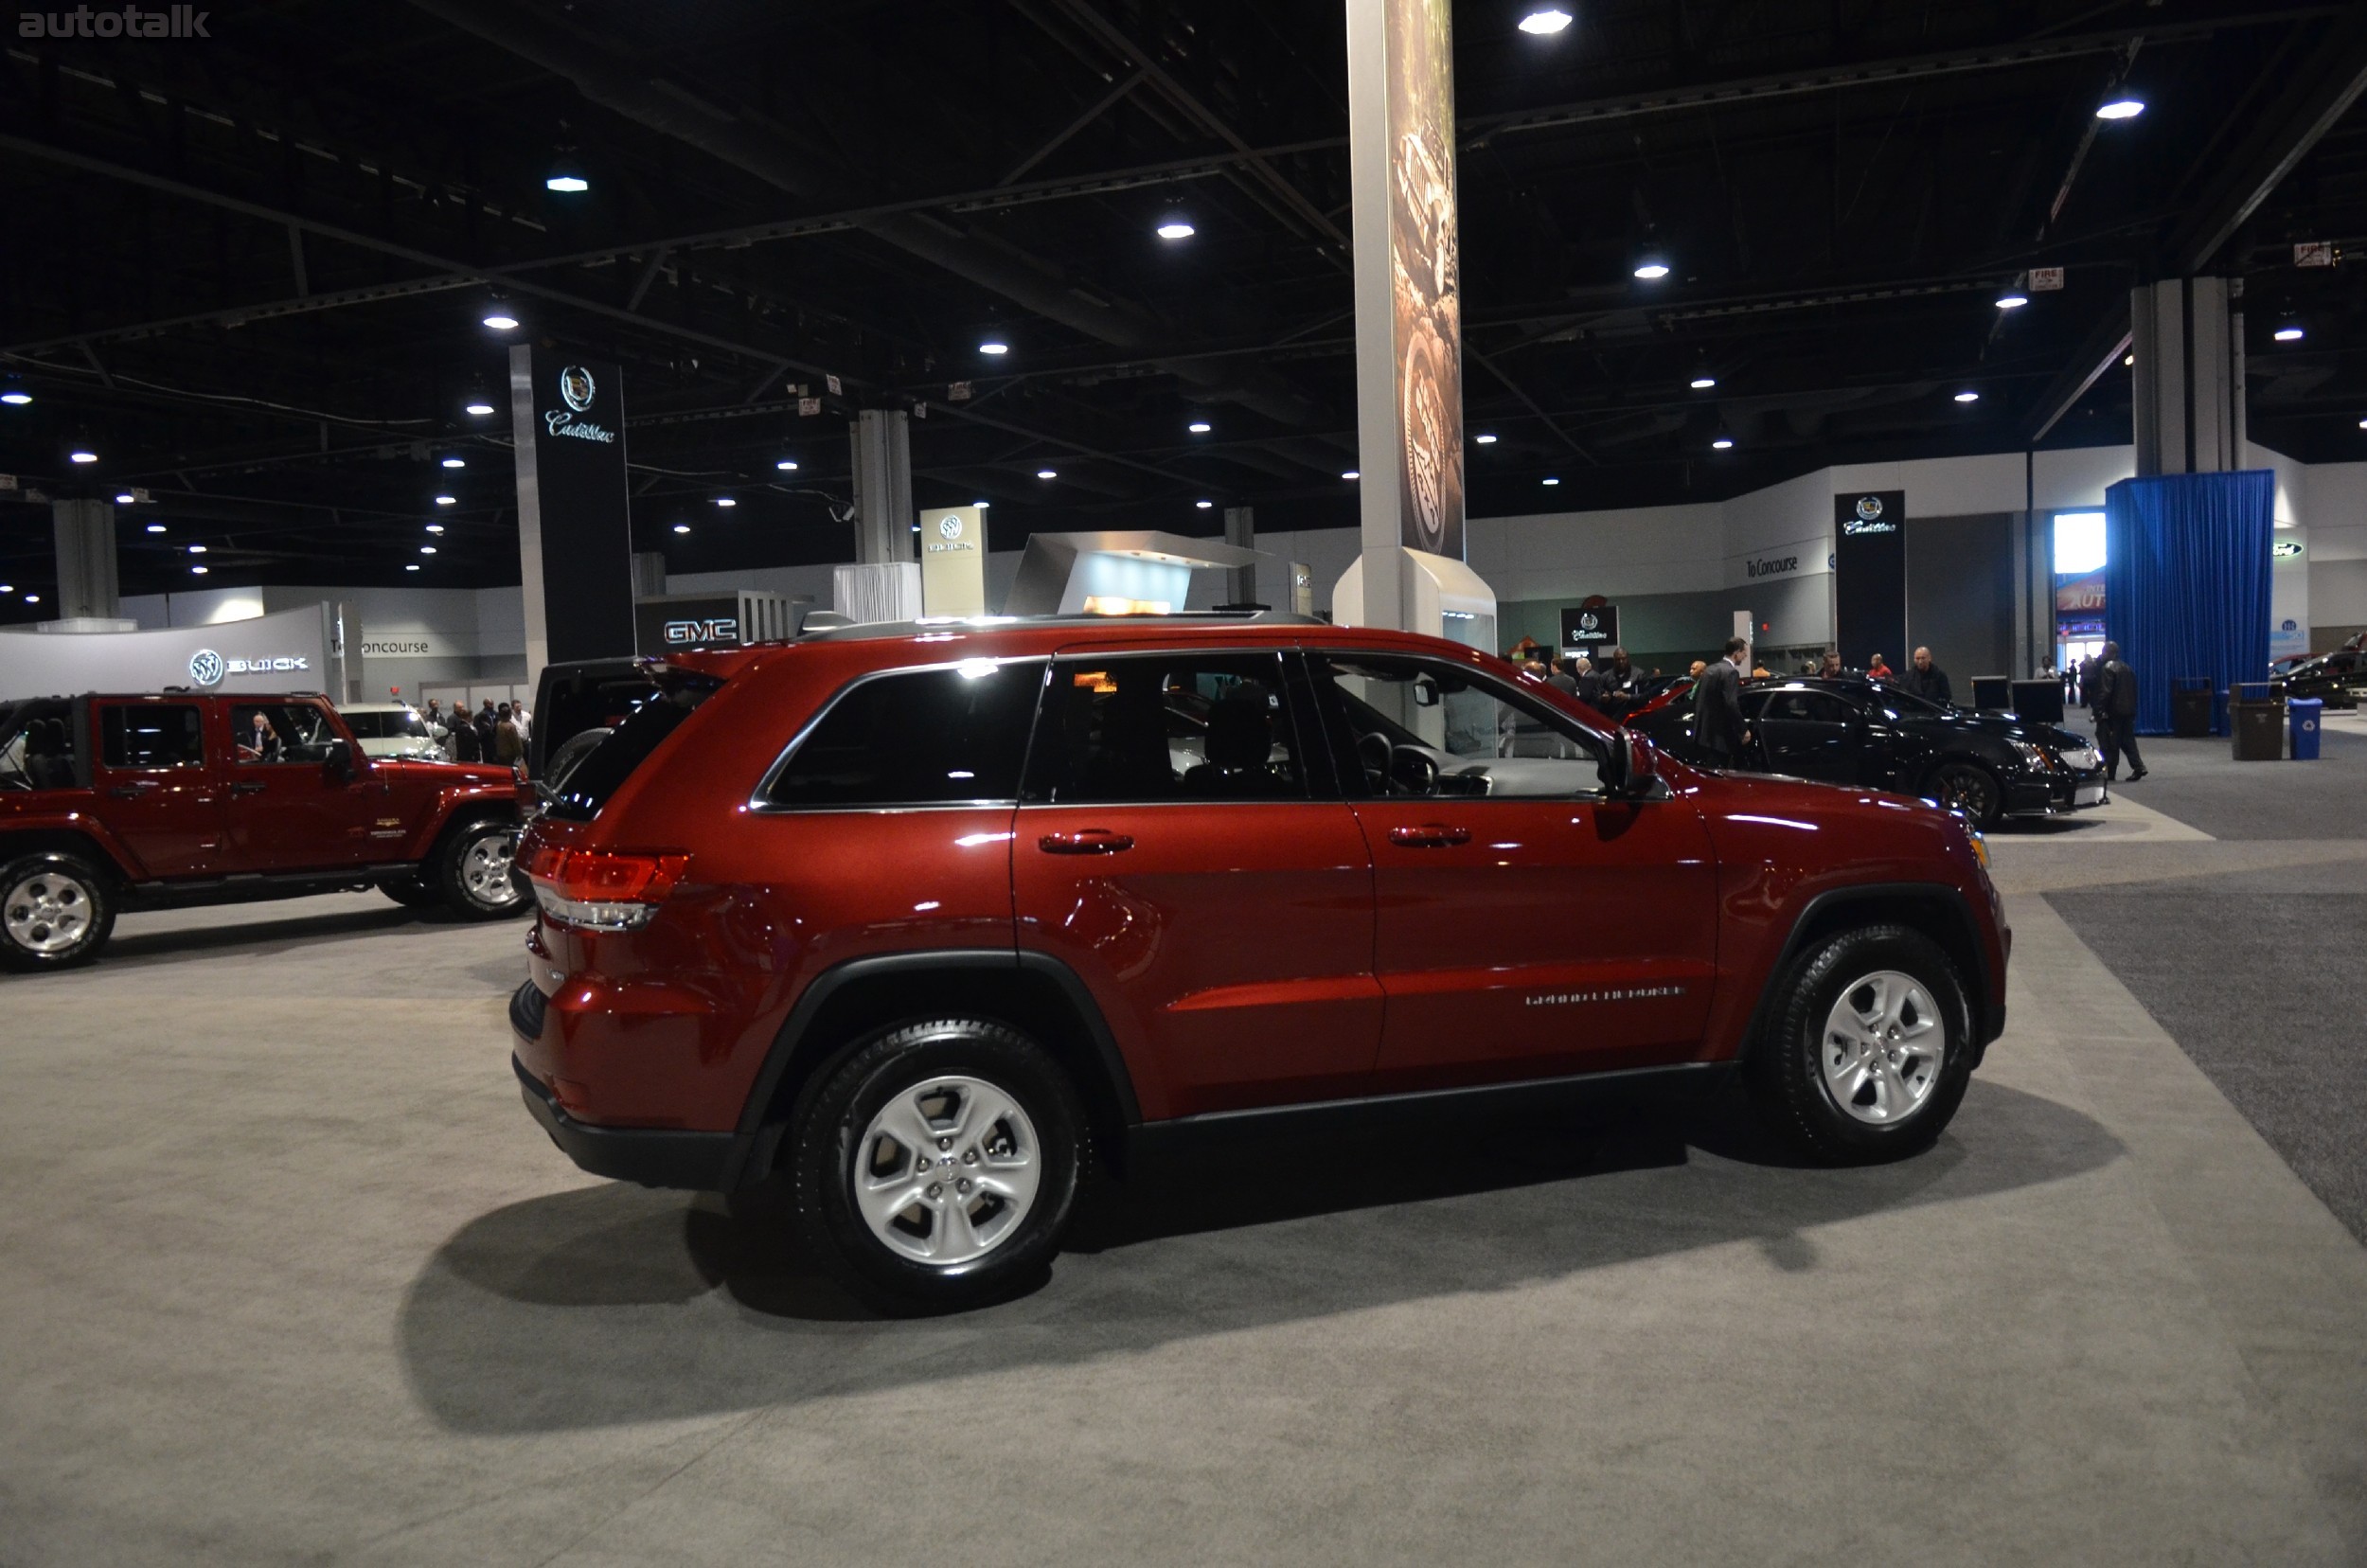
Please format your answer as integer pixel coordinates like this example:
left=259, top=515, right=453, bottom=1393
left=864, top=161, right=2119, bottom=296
left=1203, top=686, right=1272, bottom=771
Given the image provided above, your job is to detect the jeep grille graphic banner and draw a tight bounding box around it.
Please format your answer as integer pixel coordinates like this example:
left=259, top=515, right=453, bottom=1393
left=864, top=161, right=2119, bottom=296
left=1833, top=490, right=1907, bottom=670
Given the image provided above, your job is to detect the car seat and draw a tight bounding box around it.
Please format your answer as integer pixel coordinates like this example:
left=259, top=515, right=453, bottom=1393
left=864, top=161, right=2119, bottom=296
left=26, top=718, right=75, bottom=790
left=1183, top=686, right=1283, bottom=795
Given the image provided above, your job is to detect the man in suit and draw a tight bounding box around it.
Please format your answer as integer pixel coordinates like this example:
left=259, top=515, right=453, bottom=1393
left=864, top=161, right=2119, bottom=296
left=1697, top=636, right=1752, bottom=769
left=2091, top=640, right=2146, bottom=781
left=1901, top=646, right=1953, bottom=704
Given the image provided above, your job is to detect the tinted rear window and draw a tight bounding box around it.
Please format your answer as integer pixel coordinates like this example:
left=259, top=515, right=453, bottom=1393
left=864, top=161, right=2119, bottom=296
left=539, top=678, right=720, bottom=821
left=758, top=661, right=1043, bottom=809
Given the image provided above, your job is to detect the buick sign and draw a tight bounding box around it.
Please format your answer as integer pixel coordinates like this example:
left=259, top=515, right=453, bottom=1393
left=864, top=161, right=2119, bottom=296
left=188, top=649, right=224, bottom=687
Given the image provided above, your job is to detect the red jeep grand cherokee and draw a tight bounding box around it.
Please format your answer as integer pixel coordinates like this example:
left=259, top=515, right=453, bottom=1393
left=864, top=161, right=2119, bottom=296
left=511, top=615, right=2007, bottom=1309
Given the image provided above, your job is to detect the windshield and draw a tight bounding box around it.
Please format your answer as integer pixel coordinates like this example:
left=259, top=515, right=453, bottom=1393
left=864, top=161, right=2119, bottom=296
left=343, top=709, right=430, bottom=739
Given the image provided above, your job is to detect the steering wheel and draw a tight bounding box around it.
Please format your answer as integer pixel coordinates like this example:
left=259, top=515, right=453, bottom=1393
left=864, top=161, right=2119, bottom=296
left=1356, top=731, right=1392, bottom=790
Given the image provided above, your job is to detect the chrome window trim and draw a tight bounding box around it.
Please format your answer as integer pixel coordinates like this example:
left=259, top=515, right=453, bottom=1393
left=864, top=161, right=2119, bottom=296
left=743, top=656, right=1051, bottom=815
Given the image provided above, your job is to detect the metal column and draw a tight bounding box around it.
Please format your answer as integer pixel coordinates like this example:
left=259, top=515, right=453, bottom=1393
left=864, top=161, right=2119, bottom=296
left=849, top=409, right=914, bottom=564
left=2131, top=277, right=2240, bottom=475
left=1222, top=506, right=1257, bottom=606
left=51, top=498, right=119, bottom=620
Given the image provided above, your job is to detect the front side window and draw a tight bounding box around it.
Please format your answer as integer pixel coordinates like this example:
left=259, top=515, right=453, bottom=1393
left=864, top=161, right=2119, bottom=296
left=1316, top=654, right=1607, bottom=799
left=230, top=703, right=341, bottom=764
left=100, top=704, right=205, bottom=770
left=760, top=660, right=1043, bottom=809
left=1027, top=651, right=1308, bottom=803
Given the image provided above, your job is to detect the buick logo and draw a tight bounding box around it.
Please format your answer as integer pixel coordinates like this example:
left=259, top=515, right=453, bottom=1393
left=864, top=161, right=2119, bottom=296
left=558, top=365, right=596, bottom=413
left=938, top=515, right=963, bottom=540
left=188, top=649, right=224, bottom=687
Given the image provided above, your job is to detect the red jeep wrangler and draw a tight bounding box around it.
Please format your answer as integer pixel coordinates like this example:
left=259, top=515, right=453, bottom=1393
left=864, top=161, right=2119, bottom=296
left=0, top=691, right=531, bottom=970
left=511, top=616, right=2008, bottom=1309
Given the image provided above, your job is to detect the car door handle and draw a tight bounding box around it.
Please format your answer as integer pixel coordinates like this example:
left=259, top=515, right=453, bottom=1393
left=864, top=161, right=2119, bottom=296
left=1038, top=829, right=1134, bottom=855
left=106, top=781, right=157, bottom=799
left=1388, top=824, right=1470, bottom=847
left=228, top=781, right=267, bottom=796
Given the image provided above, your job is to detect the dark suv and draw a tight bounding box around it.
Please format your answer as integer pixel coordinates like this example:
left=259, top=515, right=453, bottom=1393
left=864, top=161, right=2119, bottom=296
left=0, top=691, right=530, bottom=971
left=510, top=616, right=2009, bottom=1309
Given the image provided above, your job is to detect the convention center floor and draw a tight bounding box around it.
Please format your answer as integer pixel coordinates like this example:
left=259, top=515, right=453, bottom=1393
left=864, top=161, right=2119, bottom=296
left=5, top=731, right=2364, bottom=1566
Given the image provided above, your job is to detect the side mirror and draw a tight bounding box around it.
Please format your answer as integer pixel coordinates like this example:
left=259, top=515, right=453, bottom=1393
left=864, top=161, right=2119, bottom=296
left=1603, top=730, right=1657, bottom=797
left=322, top=739, right=356, bottom=782
left=1411, top=676, right=1441, bottom=709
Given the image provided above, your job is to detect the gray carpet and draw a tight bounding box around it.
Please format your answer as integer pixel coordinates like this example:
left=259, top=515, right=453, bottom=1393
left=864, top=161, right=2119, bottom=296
left=2092, top=728, right=2367, bottom=839
left=2048, top=860, right=2367, bottom=1243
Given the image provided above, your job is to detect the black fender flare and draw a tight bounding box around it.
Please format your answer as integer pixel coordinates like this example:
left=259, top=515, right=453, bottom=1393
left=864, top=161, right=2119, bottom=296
left=1738, top=881, right=2002, bottom=1066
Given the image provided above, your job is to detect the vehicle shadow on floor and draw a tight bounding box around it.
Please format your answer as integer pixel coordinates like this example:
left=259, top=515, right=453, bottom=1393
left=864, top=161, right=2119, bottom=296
left=398, top=1076, right=2122, bottom=1434
left=94, top=904, right=531, bottom=971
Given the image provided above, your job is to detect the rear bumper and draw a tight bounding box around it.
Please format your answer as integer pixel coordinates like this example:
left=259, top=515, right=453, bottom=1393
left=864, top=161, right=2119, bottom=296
left=510, top=983, right=744, bottom=1190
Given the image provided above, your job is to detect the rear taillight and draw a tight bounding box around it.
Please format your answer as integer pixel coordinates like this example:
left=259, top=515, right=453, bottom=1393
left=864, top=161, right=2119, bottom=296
left=524, top=844, right=690, bottom=931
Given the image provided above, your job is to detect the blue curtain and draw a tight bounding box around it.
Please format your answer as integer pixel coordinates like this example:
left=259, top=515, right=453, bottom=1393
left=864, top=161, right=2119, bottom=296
left=2103, top=471, right=2272, bottom=735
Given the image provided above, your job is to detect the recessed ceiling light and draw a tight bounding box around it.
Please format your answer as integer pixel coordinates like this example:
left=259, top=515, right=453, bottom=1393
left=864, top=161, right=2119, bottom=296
left=2274, top=325, right=2305, bottom=343
left=115, top=491, right=135, bottom=504
left=672, top=524, right=690, bottom=534
left=482, top=312, right=520, bottom=330
left=1995, top=293, right=2029, bottom=310
left=978, top=339, right=1009, bottom=356
left=146, top=523, right=166, bottom=534
left=419, top=545, right=436, bottom=555
left=544, top=155, right=590, bottom=193
left=187, top=543, right=206, bottom=554
left=1690, top=376, right=1717, bottom=389
left=974, top=500, right=991, bottom=508
left=1187, top=419, right=1212, bottom=434
left=0, top=388, right=29, bottom=406
left=775, top=458, right=799, bottom=471
left=1475, top=433, right=1497, bottom=444
left=187, top=568, right=204, bottom=579
left=0, top=583, right=10, bottom=592
left=405, top=563, right=419, bottom=572
left=1037, top=469, right=1058, bottom=479
left=1954, top=390, right=1980, bottom=403
left=1632, top=259, right=1671, bottom=281
left=441, top=456, right=466, bottom=469
left=714, top=496, right=736, bottom=508
left=435, top=494, right=456, bottom=506
left=1196, top=499, right=1213, bottom=508
left=1542, top=476, right=1561, bottom=486
left=1155, top=219, right=1196, bottom=241
left=1519, top=8, right=1573, bottom=34
left=1712, top=437, right=1735, bottom=450
left=69, top=449, right=98, bottom=464
left=464, top=401, right=496, bottom=417
left=2095, top=98, right=2145, bottom=120
left=425, top=524, right=445, bottom=534
left=2124, top=353, right=2136, bottom=366
left=1342, top=470, right=1361, bottom=480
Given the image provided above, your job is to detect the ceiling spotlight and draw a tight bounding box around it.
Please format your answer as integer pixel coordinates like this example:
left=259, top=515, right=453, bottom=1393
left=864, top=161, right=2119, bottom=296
left=420, top=545, right=437, bottom=555
left=1155, top=218, right=1196, bottom=241
left=405, top=563, right=419, bottom=572
left=115, top=491, right=136, bottom=504
left=187, top=568, right=204, bottom=579
left=1712, top=436, right=1735, bottom=450
left=714, top=496, right=737, bottom=508
left=672, top=524, right=690, bottom=534
left=2124, top=353, right=2136, bottom=367
left=2095, top=98, right=2145, bottom=121
left=1342, top=470, right=1361, bottom=480
left=1542, top=477, right=1561, bottom=486
left=482, top=312, right=520, bottom=330
left=2274, top=324, right=2305, bottom=343
left=0, top=383, right=29, bottom=405
left=187, top=543, right=206, bottom=554
left=775, top=458, right=799, bottom=471
left=1187, top=419, right=1212, bottom=434
left=425, top=525, right=445, bottom=535
left=464, top=400, right=496, bottom=417
left=974, top=500, right=991, bottom=508
left=1954, top=390, right=1981, bottom=403
left=1995, top=293, right=2029, bottom=310
left=1519, top=8, right=1574, bottom=34
left=435, top=494, right=456, bottom=506
left=146, top=523, right=166, bottom=534
left=0, top=583, right=10, bottom=592
left=1631, top=257, right=1672, bottom=281
left=69, top=449, right=98, bottom=464
left=544, top=154, right=590, bottom=193
left=1475, top=433, right=1498, bottom=444
left=1690, top=376, right=1717, bottom=390
left=1195, top=499, right=1214, bottom=509
left=1037, top=469, right=1059, bottom=479
left=978, top=338, right=1010, bottom=356
left=441, top=456, right=466, bottom=469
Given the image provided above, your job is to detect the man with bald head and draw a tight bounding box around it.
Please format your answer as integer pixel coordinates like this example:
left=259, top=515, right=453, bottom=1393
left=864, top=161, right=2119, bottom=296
left=1901, top=645, right=1952, bottom=704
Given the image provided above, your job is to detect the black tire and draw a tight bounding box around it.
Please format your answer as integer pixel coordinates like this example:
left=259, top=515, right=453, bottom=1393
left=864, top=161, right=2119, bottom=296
left=1749, top=923, right=1974, bottom=1165
left=0, top=851, right=116, bottom=972
left=379, top=873, right=442, bottom=910
left=433, top=818, right=528, bottom=920
left=1927, top=760, right=2003, bottom=829
left=790, top=1018, right=1088, bottom=1313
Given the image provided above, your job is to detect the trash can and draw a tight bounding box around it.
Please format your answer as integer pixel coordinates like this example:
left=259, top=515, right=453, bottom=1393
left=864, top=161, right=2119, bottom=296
left=2171, top=677, right=2214, bottom=738
left=2290, top=697, right=2323, bottom=761
left=2230, top=683, right=2285, bottom=761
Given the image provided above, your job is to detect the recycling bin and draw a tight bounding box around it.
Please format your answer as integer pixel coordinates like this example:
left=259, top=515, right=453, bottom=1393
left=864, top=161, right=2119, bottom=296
left=2171, top=677, right=2214, bottom=738
left=2230, top=683, right=2285, bottom=761
left=2289, top=697, right=2323, bottom=761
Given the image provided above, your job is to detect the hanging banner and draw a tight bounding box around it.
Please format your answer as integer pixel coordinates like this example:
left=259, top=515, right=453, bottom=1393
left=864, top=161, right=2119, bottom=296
left=1559, top=603, right=1619, bottom=654
left=1833, top=490, right=1907, bottom=670
left=1386, top=0, right=1464, bottom=559
left=511, top=347, right=634, bottom=669
left=918, top=506, right=988, bottom=617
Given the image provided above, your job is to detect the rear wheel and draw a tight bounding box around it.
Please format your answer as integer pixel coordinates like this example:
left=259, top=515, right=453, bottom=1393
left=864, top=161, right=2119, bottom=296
left=1928, top=761, right=2003, bottom=829
left=433, top=819, right=526, bottom=919
left=790, top=1018, right=1087, bottom=1312
left=0, top=852, right=116, bottom=972
left=1751, top=923, right=1973, bottom=1164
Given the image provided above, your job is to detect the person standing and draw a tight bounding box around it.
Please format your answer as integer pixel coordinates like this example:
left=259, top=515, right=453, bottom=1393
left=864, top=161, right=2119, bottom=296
left=1901, top=646, right=1952, bottom=704
left=1593, top=647, right=1641, bottom=718
left=1696, top=636, right=1752, bottom=769
left=1867, top=651, right=1895, bottom=681
left=448, top=709, right=483, bottom=763
left=492, top=703, right=525, bottom=770
left=1545, top=656, right=1578, bottom=695
left=2091, top=640, right=2146, bottom=781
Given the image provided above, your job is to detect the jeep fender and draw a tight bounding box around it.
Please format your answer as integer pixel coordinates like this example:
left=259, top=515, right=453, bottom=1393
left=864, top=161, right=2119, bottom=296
left=404, top=781, right=526, bottom=863
left=0, top=810, right=144, bottom=884
left=1735, top=881, right=2003, bottom=1065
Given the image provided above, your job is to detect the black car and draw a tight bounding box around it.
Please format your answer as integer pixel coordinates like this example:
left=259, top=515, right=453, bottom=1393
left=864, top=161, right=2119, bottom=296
left=1627, top=676, right=2108, bottom=828
left=2271, top=640, right=2365, bottom=709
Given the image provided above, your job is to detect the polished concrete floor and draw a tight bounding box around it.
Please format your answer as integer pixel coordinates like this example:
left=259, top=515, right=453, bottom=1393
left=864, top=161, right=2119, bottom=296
left=4, top=751, right=2365, bottom=1565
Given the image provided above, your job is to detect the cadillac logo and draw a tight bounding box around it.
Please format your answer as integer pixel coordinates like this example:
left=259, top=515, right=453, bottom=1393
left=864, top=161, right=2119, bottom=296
left=1854, top=495, right=1885, bottom=523
left=558, top=365, right=596, bottom=413
left=1578, top=612, right=1599, bottom=632
left=188, top=649, right=224, bottom=687
left=938, top=515, right=963, bottom=540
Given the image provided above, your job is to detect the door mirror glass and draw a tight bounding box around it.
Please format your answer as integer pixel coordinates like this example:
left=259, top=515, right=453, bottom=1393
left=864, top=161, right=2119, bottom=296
left=322, top=739, right=355, bottom=781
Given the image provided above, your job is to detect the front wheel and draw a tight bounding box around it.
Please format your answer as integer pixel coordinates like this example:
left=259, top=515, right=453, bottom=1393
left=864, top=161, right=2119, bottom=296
left=1751, top=924, right=1973, bottom=1164
left=790, top=1019, right=1088, bottom=1312
left=0, top=852, right=116, bottom=972
left=434, top=819, right=527, bottom=919
left=1927, top=761, right=2003, bottom=829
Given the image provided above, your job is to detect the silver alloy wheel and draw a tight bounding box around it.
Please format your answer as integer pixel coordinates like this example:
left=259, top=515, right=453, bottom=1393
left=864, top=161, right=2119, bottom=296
left=852, top=1075, right=1041, bottom=1266
left=1820, top=969, right=1945, bottom=1126
left=459, top=829, right=523, bottom=909
left=4, top=870, right=94, bottom=956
